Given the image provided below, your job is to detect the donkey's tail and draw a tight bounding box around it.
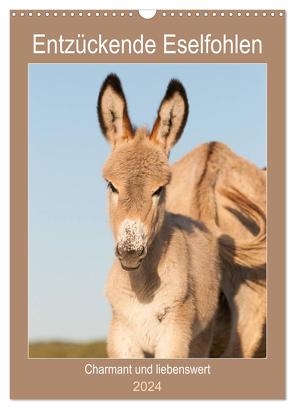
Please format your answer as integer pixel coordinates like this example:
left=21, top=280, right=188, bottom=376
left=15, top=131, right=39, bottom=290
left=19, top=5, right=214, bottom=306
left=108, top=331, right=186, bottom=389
left=217, top=187, right=266, bottom=269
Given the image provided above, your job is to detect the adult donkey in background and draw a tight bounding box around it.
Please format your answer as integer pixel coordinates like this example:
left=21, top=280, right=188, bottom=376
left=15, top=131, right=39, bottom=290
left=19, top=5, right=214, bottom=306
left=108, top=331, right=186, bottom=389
left=97, top=74, right=265, bottom=358
left=167, top=143, right=266, bottom=358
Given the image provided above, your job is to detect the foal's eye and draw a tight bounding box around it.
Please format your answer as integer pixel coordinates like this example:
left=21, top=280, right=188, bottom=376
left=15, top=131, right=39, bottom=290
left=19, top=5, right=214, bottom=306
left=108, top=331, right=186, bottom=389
left=107, top=181, right=119, bottom=194
left=152, top=186, right=164, bottom=197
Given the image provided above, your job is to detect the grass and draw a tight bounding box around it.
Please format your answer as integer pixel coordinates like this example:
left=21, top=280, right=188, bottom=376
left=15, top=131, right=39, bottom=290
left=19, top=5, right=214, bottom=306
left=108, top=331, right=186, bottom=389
left=29, top=339, right=265, bottom=358
left=29, top=340, right=108, bottom=358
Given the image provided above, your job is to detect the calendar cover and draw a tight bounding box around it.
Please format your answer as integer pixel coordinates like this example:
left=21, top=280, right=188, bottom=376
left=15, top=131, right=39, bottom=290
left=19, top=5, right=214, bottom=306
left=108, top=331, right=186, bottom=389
left=10, top=9, right=285, bottom=399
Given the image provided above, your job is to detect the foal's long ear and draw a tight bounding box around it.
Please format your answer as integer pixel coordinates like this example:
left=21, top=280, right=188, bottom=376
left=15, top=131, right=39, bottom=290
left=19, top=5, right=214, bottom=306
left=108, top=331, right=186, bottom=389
left=97, top=74, right=133, bottom=146
left=150, top=79, right=189, bottom=154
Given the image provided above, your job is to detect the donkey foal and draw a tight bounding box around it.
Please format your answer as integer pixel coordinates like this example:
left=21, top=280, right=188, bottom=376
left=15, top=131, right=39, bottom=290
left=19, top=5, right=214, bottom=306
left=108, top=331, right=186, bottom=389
left=97, top=74, right=221, bottom=358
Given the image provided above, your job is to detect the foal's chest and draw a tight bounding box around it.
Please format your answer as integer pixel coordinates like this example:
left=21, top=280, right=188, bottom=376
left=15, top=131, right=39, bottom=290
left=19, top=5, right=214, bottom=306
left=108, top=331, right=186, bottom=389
left=122, top=297, right=168, bottom=355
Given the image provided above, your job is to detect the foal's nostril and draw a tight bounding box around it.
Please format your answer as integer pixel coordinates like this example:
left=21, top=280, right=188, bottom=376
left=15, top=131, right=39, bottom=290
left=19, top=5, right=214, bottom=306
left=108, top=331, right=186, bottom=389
left=137, top=246, right=145, bottom=257
left=115, top=244, right=122, bottom=258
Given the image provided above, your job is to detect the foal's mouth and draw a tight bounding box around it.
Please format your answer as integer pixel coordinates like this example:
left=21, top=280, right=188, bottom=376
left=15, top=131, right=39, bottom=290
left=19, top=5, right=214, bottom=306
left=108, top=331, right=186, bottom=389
left=115, top=243, right=147, bottom=272
left=120, top=262, right=142, bottom=271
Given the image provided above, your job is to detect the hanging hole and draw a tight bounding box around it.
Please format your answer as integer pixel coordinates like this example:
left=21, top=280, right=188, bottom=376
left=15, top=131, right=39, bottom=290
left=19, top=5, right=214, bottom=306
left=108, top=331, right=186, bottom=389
left=138, top=10, right=157, bottom=19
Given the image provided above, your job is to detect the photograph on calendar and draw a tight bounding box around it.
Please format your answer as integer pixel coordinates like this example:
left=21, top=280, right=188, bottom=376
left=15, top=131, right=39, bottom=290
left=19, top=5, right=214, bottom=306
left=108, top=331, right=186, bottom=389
left=28, top=63, right=266, bottom=359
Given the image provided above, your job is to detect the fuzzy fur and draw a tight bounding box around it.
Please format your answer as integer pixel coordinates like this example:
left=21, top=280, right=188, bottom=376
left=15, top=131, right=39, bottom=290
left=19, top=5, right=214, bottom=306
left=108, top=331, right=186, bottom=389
left=98, top=75, right=266, bottom=358
left=166, top=141, right=266, bottom=358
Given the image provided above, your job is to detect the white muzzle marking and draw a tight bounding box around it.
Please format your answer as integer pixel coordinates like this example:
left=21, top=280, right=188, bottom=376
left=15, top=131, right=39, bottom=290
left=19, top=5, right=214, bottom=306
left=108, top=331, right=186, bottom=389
left=117, top=219, right=146, bottom=253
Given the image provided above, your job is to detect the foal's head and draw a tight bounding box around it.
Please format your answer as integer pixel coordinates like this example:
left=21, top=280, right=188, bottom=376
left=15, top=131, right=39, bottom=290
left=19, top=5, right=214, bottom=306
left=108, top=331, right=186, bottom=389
left=97, top=74, right=188, bottom=271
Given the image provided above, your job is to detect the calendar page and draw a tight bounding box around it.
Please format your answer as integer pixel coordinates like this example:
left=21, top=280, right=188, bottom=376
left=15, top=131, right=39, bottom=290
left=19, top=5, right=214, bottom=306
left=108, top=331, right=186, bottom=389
left=10, top=9, right=285, bottom=399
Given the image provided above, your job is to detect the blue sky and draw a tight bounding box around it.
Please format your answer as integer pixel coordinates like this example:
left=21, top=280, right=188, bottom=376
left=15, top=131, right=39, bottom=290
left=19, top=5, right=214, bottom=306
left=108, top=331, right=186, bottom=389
left=29, top=63, right=266, bottom=341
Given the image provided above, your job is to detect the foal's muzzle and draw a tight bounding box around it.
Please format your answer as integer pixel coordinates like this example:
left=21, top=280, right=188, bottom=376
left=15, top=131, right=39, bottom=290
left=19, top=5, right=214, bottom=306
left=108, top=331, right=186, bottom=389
left=115, top=244, right=147, bottom=271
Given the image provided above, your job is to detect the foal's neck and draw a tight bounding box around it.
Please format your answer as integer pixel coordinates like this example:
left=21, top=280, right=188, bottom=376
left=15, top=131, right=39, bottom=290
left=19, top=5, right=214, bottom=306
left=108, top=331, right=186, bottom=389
left=126, top=213, right=170, bottom=303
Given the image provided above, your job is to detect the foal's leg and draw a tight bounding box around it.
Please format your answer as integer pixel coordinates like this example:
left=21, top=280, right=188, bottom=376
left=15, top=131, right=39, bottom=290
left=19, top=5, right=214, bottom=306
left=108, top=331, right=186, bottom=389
left=189, top=321, right=215, bottom=358
left=155, top=302, right=194, bottom=359
left=223, top=281, right=266, bottom=358
left=107, top=318, right=144, bottom=358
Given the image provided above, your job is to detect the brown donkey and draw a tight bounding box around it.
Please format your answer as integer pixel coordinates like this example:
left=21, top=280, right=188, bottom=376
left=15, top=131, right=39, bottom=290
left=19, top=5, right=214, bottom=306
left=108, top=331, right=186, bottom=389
left=97, top=74, right=265, bottom=358
left=166, top=142, right=266, bottom=357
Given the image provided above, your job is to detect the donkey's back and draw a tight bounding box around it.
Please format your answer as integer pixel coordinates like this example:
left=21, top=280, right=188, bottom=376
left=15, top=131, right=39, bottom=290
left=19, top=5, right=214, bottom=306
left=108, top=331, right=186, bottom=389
left=167, top=141, right=265, bottom=238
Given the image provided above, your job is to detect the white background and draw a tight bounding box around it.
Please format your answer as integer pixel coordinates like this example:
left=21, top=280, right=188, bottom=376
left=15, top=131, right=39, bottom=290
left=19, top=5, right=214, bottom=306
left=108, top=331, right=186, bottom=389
left=0, top=0, right=293, bottom=408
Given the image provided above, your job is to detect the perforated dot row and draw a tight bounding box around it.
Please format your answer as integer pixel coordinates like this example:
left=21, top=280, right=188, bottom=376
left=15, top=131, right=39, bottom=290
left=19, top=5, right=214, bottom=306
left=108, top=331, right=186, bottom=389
left=161, top=11, right=284, bottom=17
left=11, top=11, right=285, bottom=17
